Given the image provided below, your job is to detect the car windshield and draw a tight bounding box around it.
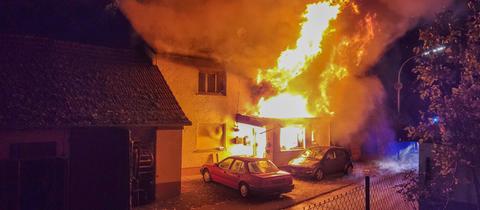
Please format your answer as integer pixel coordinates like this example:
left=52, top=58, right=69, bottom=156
left=301, top=148, right=329, bottom=159
left=248, top=160, right=279, bottom=174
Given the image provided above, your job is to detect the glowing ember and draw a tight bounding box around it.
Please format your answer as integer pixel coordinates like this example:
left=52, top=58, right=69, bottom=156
left=258, top=93, right=312, bottom=119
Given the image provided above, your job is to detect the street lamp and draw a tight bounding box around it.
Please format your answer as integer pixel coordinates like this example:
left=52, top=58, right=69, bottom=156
left=395, top=45, right=446, bottom=114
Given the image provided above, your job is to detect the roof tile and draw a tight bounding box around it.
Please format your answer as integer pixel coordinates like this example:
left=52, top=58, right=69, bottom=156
left=0, top=34, right=191, bottom=129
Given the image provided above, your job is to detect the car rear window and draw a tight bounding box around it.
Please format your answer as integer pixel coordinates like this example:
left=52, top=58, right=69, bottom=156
left=247, top=160, right=279, bottom=174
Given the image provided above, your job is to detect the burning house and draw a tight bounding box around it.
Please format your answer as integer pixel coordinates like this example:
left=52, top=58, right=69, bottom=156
left=121, top=0, right=451, bottom=170
left=144, top=1, right=370, bottom=175
left=0, top=0, right=455, bottom=207
left=153, top=52, right=340, bottom=175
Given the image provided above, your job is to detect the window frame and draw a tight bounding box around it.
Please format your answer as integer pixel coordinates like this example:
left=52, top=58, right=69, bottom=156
left=197, top=69, right=226, bottom=96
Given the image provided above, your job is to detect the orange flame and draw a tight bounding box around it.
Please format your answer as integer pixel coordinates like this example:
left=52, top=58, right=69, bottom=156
left=255, top=1, right=347, bottom=118
left=258, top=93, right=312, bottom=118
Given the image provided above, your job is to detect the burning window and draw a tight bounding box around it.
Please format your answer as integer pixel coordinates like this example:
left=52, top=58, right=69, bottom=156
left=198, top=71, right=226, bottom=95
left=280, top=126, right=305, bottom=151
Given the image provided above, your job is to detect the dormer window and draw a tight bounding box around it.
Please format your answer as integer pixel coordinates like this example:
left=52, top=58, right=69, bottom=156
left=198, top=70, right=226, bottom=95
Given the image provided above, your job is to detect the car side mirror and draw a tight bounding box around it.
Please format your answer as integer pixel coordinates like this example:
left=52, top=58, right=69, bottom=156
left=214, top=163, right=219, bottom=167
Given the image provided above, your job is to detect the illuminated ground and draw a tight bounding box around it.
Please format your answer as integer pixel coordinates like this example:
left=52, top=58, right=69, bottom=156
left=135, top=163, right=379, bottom=210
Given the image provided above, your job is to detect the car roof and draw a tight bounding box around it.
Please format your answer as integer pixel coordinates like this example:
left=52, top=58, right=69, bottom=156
left=228, top=156, right=268, bottom=162
left=308, top=146, right=348, bottom=151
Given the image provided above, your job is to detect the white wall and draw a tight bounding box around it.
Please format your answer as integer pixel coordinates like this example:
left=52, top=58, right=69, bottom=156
left=155, top=56, right=254, bottom=171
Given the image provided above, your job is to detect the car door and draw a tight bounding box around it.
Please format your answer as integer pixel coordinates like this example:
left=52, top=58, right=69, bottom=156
left=225, top=160, right=246, bottom=188
left=212, top=158, right=234, bottom=185
left=335, top=149, right=348, bottom=172
left=322, top=149, right=337, bottom=174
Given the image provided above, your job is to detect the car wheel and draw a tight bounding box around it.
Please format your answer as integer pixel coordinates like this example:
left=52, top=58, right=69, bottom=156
left=345, top=164, right=353, bottom=175
left=239, top=183, right=250, bottom=198
left=314, top=169, right=324, bottom=181
left=202, top=169, right=212, bottom=183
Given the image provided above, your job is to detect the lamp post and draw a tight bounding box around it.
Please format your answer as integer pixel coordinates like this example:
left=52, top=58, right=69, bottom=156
left=395, top=46, right=446, bottom=114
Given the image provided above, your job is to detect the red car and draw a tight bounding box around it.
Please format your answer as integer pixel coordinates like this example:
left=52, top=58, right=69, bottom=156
left=200, top=156, right=294, bottom=198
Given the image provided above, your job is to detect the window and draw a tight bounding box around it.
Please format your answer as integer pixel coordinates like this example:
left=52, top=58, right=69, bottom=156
left=198, top=71, right=226, bottom=95
left=230, top=160, right=246, bottom=174
left=195, top=124, right=225, bottom=151
left=280, top=125, right=306, bottom=151
left=336, top=150, right=346, bottom=161
left=248, top=160, right=279, bottom=174
left=326, top=151, right=336, bottom=160
left=218, top=158, right=234, bottom=170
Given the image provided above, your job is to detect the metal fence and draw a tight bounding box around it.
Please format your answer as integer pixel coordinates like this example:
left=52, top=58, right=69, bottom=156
left=302, top=173, right=418, bottom=210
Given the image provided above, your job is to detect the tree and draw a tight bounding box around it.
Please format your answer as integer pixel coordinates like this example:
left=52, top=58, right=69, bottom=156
left=404, top=0, right=480, bottom=207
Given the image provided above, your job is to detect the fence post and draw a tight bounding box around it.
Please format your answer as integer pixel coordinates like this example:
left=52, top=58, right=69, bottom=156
left=365, top=176, right=370, bottom=210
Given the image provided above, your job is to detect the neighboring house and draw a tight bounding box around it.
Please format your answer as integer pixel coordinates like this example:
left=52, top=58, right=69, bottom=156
left=0, top=34, right=190, bottom=210
left=154, top=53, right=333, bottom=174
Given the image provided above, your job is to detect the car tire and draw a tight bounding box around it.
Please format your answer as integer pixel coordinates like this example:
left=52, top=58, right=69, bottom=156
left=202, top=169, right=212, bottom=183
left=345, top=164, right=353, bottom=175
left=314, top=169, right=324, bottom=181
left=239, top=183, right=250, bottom=198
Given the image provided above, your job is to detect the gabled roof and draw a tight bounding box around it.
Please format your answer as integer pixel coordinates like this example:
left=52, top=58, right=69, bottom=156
left=0, top=34, right=191, bottom=129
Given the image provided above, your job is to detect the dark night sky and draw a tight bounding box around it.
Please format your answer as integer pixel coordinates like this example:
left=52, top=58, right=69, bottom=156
left=0, top=0, right=140, bottom=49
left=371, top=27, right=423, bottom=123
left=370, top=1, right=467, bottom=141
